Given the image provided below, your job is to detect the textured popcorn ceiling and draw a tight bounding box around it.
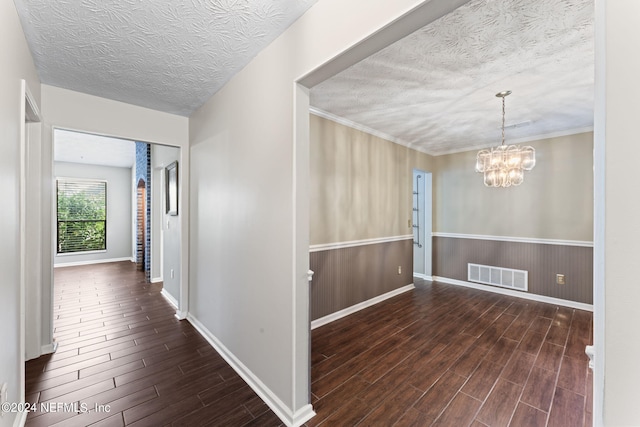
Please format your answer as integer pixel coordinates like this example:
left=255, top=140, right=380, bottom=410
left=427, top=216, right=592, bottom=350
left=310, top=0, right=594, bottom=156
left=14, top=0, right=317, bottom=116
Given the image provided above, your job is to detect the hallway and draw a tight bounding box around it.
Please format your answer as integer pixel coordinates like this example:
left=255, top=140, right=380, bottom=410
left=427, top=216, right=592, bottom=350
left=25, top=262, right=281, bottom=426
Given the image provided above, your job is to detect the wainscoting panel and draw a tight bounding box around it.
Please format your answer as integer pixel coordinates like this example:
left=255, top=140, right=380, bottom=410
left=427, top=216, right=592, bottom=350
left=309, top=238, right=413, bottom=321
left=433, top=236, right=593, bottom=304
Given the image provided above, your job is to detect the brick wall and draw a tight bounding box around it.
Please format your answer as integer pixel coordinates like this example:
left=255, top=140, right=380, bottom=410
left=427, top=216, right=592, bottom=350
left=135, top=142, right=151, bottom=281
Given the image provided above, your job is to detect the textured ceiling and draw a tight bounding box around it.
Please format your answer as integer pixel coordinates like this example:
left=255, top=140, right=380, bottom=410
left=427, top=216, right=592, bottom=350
left=15, top=0, right=317, bottom=116
left=310, top=0, right=594, bottom=156
left=55, top=129, right=136, bottom=168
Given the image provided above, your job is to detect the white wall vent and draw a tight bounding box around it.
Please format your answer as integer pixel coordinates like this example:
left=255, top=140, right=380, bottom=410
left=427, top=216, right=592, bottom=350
left=468, top=263, right=528, bottom=292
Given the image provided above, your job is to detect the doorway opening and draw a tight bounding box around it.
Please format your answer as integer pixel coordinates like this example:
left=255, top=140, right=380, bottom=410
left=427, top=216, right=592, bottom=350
left=412, top=169, right=432, bottom=279
left=50, top=129, right=182, bottom=316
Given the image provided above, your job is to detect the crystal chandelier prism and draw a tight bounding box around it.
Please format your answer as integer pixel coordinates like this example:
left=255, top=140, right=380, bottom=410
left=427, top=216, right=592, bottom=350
left=475, top=91, right=536, bottom=187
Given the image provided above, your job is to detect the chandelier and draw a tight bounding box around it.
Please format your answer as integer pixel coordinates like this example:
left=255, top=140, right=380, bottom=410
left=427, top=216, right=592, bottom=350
left=475, top=91, right=535, bottom=187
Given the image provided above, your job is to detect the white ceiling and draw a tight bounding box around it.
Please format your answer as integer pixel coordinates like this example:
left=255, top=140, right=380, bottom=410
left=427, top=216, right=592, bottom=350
left=14, top=0, right=318, bottom=116
left=54, top=129, right=136, bottom=168
left=16, top=0, right=593, bottom=156
left=310, top=0, right=594, bottom=155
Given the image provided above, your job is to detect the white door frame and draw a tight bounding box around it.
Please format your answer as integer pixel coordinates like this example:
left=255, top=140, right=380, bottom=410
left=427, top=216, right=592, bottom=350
left=20, top=79, right=42, bottom=409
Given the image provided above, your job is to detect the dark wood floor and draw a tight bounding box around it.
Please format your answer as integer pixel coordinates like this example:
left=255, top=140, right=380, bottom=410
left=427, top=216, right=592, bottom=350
left=309, top=278, right=593, bottom=427
left=25, top=262, right=282, bottom=427
left=25, top=262, right=593, bottom=426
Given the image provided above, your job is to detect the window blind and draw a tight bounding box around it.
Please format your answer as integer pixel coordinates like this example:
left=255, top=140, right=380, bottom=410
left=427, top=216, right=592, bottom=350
left=57, top=179, right=107, bottom=254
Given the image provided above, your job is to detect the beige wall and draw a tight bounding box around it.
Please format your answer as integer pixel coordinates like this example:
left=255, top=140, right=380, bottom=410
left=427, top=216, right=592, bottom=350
left=0, top=1, right=41, bottom=425
left=310, top=114, right=434, bottom=244
left=434, top=132, right=593, bottom=241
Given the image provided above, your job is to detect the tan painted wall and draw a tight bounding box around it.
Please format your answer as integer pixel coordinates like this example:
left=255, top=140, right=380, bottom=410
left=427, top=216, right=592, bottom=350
left=434, top=132, right=593, bottom=241
left=310, top=114, right=434, bottom=245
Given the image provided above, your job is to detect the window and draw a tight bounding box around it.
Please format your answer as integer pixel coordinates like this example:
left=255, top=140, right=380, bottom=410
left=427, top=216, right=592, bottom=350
left=57, top=179, right=107, bottom=254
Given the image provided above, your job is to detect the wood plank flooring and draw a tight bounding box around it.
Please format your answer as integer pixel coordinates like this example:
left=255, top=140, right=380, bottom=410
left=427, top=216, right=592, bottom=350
left=25, top=262, right=593, bottom=426
left=25, top=262, right=282, bottom=427
left=309, top=278, right=593, bottom=427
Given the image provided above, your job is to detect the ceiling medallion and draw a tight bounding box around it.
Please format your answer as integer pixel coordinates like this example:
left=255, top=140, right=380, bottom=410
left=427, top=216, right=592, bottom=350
left=475, top=91, right=536, bottom=187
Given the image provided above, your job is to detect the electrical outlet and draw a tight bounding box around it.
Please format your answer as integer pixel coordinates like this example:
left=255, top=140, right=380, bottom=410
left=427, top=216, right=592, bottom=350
left=170, top=269, right=175, bottom=279
left=398, top=266, right=402, bottom=275
left=556, top=274, right=565, bottom=285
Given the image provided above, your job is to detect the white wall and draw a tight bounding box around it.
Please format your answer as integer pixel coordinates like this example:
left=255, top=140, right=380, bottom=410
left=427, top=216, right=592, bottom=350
left=151, top=145, right=181, bottom=304
left=188, top=0, right=467, bottom=423
left=600, top=1, right=640, bottom=425
left=40, top=85, right=190, bottom=353
left=0, top=0, right=41, bottom=425
left=53, top=162, right=132, bottom=266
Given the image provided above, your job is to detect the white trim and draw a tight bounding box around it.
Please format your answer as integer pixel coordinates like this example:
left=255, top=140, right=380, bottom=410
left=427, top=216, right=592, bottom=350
left=432, top=276, right=593, bottom=312
left=55, top=249, right=107, bottom=257
left=13, top=410, right=28, bottom=427
left=53, top=257, right=134, bottom=268
left=413, top=273, right=433, bottom=281
left=432, top=232, right=593, bottom=248
left=309, top=107, right=430, bottom=154
left=186, top=314, right=314, bottom=426
left=310, top=107, right=593, bottom=158
left=311, top=284, right=415, bottom=330
left=592, top=0, right=605, bottom=421
left=310, top=235, right=413, bottom=252
left=160, top=289, right=178, bottom=309
left=290, top=405, right=316, bottom=427
left=150, top=277, right=163, bottom=283
left=40, top=342, right=58, bottom=356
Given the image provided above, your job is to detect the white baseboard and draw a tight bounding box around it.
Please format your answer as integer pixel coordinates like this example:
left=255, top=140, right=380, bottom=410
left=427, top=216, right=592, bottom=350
left=40, top=341, right=58, bottom=356
left=186, top=314, right=315, bottom=426
left=290, top=405, right=316, bottom=427
left=432, top=276, right=594, bottom=312
left=311, top=284, right=415, bottom=330
left=53, top=257, right=133, bottom=268
left=160, top=289, right=179, bottom=309
left=175, top=311, right=187, bottom=321
left=151, top=277, right=163, bottom=283
left=13, top=409, right=28, bottom=427
left=413, top=273, right=433, bottom=281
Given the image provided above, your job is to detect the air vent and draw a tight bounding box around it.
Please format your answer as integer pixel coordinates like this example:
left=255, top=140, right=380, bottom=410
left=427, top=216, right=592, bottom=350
left=468, top=263, right=528, bottom=291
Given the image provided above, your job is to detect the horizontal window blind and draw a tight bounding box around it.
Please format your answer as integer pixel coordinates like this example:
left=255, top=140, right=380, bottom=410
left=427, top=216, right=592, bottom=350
left=57, top=179, right=107, bottom=254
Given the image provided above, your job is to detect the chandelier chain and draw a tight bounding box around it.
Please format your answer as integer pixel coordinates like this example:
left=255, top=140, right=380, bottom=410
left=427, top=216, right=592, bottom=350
left=501, top=95, right=506, bottom=146
left=475, top=90, right=536, bottom=187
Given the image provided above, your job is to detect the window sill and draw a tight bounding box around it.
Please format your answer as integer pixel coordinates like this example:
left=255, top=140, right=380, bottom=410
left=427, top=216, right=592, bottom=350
left=56, top=250, right=107, bottom=257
